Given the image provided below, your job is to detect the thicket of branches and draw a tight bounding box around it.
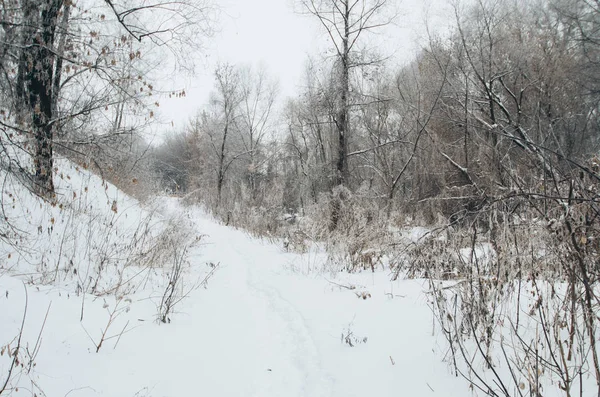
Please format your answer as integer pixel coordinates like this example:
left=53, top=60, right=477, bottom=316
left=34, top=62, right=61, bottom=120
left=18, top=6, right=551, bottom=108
left=153, top=0, right=599, bottom=251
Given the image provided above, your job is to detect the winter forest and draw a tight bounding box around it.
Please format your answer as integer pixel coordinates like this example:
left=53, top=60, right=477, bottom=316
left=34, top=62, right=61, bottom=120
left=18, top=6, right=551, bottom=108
left=1, top=0, right=600, bottom=396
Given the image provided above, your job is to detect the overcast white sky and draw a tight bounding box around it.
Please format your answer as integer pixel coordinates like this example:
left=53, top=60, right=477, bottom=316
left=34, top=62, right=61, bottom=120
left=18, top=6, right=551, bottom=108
left=156, top=0, right=453, bottom=132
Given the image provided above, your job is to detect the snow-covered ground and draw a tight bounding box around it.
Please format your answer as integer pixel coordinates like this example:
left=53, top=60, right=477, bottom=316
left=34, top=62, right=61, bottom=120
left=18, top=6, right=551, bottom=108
left=0, top=161, right=468, bottom=396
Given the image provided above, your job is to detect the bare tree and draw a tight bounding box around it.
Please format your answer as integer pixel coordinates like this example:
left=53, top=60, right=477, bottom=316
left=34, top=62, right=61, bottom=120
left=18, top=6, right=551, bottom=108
left=237, top=65, right=278, bottom=201
left=299, top=0, right=393, bottom=188
left=202, top=63, right=243, bottom=208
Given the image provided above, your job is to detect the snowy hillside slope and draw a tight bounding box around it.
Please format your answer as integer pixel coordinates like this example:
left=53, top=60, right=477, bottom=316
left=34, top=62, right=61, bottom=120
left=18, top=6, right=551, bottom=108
left=0, top=156, right=195, bottom=294
left=0, top=156, right=205, bottom=395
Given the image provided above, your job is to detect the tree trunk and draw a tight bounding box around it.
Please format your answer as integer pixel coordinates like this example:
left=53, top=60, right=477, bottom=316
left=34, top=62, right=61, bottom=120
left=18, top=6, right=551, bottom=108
left=21, top=0, right=62, bottom=196
left=330, top=1, right=351, bottom=230
left=217, top=125, right=229, bottom=207
left=336, top=2, right=350, bottom=187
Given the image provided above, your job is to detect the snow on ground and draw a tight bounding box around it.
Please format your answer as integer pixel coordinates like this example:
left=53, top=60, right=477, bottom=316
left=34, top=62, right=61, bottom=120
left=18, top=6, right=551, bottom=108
left=164, top=200, right=467, bottom=397
left=1, top=162, right=468, bottom=396
left=0, top=157, right=183, bottom=295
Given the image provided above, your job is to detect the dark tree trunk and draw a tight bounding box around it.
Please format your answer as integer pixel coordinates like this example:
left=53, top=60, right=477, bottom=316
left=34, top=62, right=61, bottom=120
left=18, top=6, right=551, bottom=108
left=330, top=1, right=351, bottom=230
left=217, top=125, right=228, bottom=207
left=20, top=0, right=62, bottom=196
left=335, top=1, right=350, bottom=188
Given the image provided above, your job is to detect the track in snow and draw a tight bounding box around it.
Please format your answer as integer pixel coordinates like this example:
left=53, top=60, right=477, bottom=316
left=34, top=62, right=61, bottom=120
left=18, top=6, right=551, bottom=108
left=195, top=216, right=335, bottom=397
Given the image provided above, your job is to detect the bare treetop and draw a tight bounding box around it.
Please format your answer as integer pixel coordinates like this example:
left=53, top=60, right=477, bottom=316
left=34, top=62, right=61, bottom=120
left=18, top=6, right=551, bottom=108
left=299, top=0, right=394, bottom=62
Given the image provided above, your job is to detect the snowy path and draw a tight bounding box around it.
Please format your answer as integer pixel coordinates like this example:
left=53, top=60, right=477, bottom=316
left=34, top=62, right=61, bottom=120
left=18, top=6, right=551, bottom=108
left=1, top=199, right=467, bottom=396
left=191, top=217, right=334, bottom=397
left=160, top=204, right=466, bottom=397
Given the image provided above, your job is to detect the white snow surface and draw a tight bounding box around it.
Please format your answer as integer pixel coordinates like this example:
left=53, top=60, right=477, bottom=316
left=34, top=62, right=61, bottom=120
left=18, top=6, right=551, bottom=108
left=0, top=163, right=467, bottom=396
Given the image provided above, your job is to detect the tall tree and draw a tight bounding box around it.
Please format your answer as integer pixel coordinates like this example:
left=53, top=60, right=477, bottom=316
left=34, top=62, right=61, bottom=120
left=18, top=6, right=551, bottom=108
left=207, top=63, right=242, bottom=207
left=300, top=0, right=393, bottom=188
left=237, top=65, right=278, bottom=200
